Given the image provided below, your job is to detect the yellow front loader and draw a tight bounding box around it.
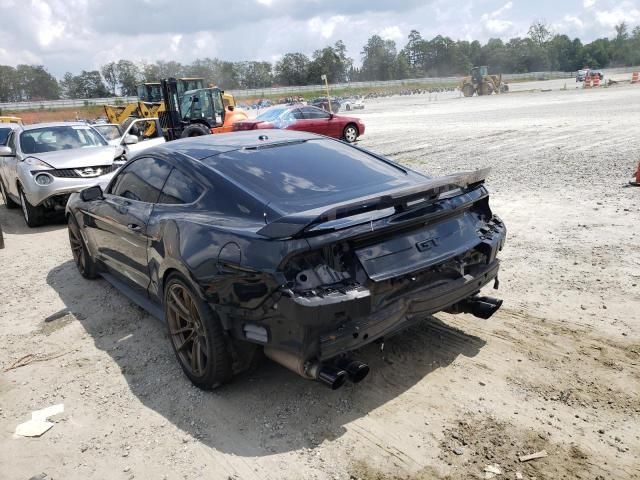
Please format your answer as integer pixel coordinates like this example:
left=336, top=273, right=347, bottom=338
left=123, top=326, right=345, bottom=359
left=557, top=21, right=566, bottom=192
left=459, top=66, right=509, bottom=97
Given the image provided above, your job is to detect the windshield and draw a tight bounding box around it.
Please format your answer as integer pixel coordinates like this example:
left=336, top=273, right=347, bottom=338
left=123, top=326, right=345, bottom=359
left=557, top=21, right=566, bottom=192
left=93, top=125, right=121, bottom=141
left=0, top=128, right=11, bottom=146
left=205, top=139, right=411, bottom=214
left=256, top=107, right=288, bottom=122
left=20, top=125, right=107, bottom=154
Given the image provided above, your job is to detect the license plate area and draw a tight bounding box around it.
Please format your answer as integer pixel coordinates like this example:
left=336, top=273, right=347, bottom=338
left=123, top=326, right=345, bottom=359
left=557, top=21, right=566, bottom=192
left=355, top=212, right=481, bottom=282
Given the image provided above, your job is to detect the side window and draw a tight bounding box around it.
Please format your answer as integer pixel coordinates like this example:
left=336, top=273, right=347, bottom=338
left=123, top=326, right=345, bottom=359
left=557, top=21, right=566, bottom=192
left=281, top=109, right=302, bottom=124
left=109, top=157, right=172, bottom=203
left=158, top=168, right=203, bottom=205
left=302, top=107, right=330, bottom=120
left=0, top=129, right=10, bottom=147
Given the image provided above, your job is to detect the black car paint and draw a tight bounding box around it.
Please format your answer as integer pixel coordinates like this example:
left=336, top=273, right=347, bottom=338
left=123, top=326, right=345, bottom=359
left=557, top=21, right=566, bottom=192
left=67, top=130, right=506, bottom=382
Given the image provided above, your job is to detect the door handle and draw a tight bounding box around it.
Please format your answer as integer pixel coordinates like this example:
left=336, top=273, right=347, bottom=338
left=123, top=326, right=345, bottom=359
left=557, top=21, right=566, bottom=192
left=127, top=224, right=142, bottom=233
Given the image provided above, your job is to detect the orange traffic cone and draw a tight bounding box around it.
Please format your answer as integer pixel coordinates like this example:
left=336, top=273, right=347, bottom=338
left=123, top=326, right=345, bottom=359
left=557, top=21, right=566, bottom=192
left=631, top=159, right=640, bottom=186
left=592, top=76, right=600, bottom=87
left=584, top=78, right=592, bottom=89
left=632, top=72, right=639, bottom=84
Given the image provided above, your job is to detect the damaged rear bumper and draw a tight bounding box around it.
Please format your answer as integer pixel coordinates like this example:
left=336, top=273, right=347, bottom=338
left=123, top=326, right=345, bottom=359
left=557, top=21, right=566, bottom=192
left=316, top=260, right=500, bottom=360
left=276, top=259, right=500, bottom=361
left=231, top=257, right=501, bottom=363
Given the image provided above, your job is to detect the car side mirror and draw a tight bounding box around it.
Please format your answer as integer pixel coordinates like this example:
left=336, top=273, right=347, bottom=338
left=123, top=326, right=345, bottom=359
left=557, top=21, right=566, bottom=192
left=80, top=185, right=103, bottom=202
left=0, top=146, right=13, bottom=156
left=329, top=113, right=334, bottom=119
left=123, top=134, right=139, bottom=145
left=227, top=105, right=235, bottom=111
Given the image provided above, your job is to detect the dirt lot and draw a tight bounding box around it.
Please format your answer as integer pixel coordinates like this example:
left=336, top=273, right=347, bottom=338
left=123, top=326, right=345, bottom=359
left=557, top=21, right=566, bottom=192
left=1, top=84, right=639, bottom=480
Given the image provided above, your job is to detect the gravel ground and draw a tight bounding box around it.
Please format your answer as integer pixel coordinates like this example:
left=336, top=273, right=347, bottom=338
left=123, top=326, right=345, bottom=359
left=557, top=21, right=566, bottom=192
left=1, top=82, right=639, bottom=480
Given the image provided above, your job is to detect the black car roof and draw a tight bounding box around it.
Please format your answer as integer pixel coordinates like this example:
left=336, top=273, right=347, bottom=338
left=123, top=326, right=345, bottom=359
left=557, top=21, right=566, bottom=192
left=157, top=129, right=321, bottom=160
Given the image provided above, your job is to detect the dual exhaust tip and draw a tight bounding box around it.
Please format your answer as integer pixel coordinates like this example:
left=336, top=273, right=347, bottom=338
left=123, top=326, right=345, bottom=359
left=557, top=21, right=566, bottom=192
left=266, top=294, right=503, bottom=389
left=316, top=358, right=370, bottom=390
left=264, top=347, right=369, bottom=390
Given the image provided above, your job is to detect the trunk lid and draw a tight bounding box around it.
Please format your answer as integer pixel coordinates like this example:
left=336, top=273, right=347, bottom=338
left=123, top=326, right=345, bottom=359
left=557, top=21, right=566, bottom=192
left=354, top=210, right=483, bottom=282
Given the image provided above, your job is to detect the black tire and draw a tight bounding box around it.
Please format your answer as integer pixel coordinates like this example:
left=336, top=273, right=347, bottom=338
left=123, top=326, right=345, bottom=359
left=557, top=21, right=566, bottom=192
left=19, top=187, right=44, bottom=227
left=180, top=124, right=211, bottom=138
left=462, top=84, right=475, bottom=97
left=67, top=214, right=98, bottom=279
left=343, top=124, right=359, bottom=143
left=480, top=82, right=494, bottom=96
left=0, top=179, right=18, bottom=209
left=164, top=275, right=232, bottom=390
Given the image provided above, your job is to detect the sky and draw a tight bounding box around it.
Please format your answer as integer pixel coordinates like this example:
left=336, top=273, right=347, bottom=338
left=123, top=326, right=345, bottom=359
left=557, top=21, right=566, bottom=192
left=0, top=0, right=638, bottom=77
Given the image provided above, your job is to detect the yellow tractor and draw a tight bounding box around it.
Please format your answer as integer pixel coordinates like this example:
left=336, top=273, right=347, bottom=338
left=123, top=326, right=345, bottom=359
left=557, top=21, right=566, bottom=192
left=459, top=66, right=509, bottom=97
left=0, top=116, right=23, bottom=125
left=104, top=78, right=244, bottom=139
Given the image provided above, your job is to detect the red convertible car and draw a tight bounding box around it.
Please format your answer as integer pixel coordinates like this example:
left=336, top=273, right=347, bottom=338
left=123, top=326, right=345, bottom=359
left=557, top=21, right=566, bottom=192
left=232, top=105, right=365, bottom=143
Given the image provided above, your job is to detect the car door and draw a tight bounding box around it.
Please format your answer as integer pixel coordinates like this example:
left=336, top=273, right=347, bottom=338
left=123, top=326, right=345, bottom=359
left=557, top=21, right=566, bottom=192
left=300, top=107, right=333, bottom=136
left=280, top=108, right=305, bottom=132
left=123, top=119, right=165, bottom=156
left=145, top=166, right=205, bottom=304
left=86, top=156, right=172, bottom=295
left=3, top=131, right=21, bottom=200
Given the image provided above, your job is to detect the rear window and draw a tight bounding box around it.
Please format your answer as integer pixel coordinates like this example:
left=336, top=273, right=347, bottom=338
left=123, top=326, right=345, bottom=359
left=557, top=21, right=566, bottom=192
left=205, top=139, right=412, bottom=213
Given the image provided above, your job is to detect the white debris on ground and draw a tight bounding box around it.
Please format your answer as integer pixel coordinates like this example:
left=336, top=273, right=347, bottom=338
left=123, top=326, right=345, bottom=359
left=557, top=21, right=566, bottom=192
left=15, top=404, right=64, bottom=437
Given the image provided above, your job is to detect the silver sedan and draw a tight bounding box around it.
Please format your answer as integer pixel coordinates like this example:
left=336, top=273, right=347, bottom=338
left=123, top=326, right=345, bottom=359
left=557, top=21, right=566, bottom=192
left=0, top=122, right=125, bottom=227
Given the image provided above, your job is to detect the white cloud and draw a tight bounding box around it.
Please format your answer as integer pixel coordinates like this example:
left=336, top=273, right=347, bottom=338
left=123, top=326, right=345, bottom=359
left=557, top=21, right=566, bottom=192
left=308, top=15, right=347, bottom=39
left=564, top=15, right=585, bottom=29
left=170, top=35, right=183, bottom=53
left=380, top=26, right=403, bottom=41
left=32, top=0, right=66, bottom=47
left=480, top=1, right=514, bottom=35
left=584, top=0, right=597, bottom=8
left=593, top=3, right=640, bottom=28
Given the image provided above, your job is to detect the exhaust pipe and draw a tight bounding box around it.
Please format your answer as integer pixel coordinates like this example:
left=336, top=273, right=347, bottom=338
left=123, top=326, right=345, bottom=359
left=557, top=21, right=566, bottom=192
left=471, top=296, right=503, bottom=319
left=264, top=347, right=348, bottom=390
left=314, top=365, right=348, bottom=390
left=335, top=358, right=370, bottom=383
left=450, top=295, right=503, bottom=319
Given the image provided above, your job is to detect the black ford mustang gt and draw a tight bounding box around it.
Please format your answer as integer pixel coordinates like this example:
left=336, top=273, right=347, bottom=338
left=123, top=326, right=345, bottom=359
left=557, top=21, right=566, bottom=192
left=66, top=130, right=506, bottom=390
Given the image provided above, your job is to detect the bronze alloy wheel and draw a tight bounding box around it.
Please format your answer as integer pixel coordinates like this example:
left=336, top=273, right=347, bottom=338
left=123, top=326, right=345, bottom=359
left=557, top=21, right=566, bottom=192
left=68, top=220, right=86, bottom=275
left=67, top=216, right=97, bottom=279
left=166, top=283, right=210, bottom=377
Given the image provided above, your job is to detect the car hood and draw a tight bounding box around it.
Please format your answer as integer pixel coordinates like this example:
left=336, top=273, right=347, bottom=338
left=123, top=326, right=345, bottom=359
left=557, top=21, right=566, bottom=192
left=28, top=146, right=120, bottom=168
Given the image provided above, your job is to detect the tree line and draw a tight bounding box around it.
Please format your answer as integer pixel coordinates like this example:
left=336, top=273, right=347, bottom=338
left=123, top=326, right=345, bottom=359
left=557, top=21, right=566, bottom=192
left=1, top=21, right=639, bottom=102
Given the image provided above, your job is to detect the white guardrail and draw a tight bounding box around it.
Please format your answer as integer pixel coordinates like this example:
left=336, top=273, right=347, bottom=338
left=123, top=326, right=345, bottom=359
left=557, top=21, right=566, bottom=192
left=0, top=96, right=138, bottom=112
left=1, top=66, right=638, bottom=110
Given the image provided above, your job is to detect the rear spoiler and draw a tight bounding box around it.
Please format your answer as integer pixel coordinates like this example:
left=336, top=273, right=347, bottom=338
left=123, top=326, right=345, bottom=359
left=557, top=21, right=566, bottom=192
left=258, top=168, right=491, bottom=239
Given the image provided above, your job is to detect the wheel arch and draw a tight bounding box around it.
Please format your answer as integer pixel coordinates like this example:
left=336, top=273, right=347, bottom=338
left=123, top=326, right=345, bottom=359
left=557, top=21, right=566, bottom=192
left=159, top=263, right=205, bottom=304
